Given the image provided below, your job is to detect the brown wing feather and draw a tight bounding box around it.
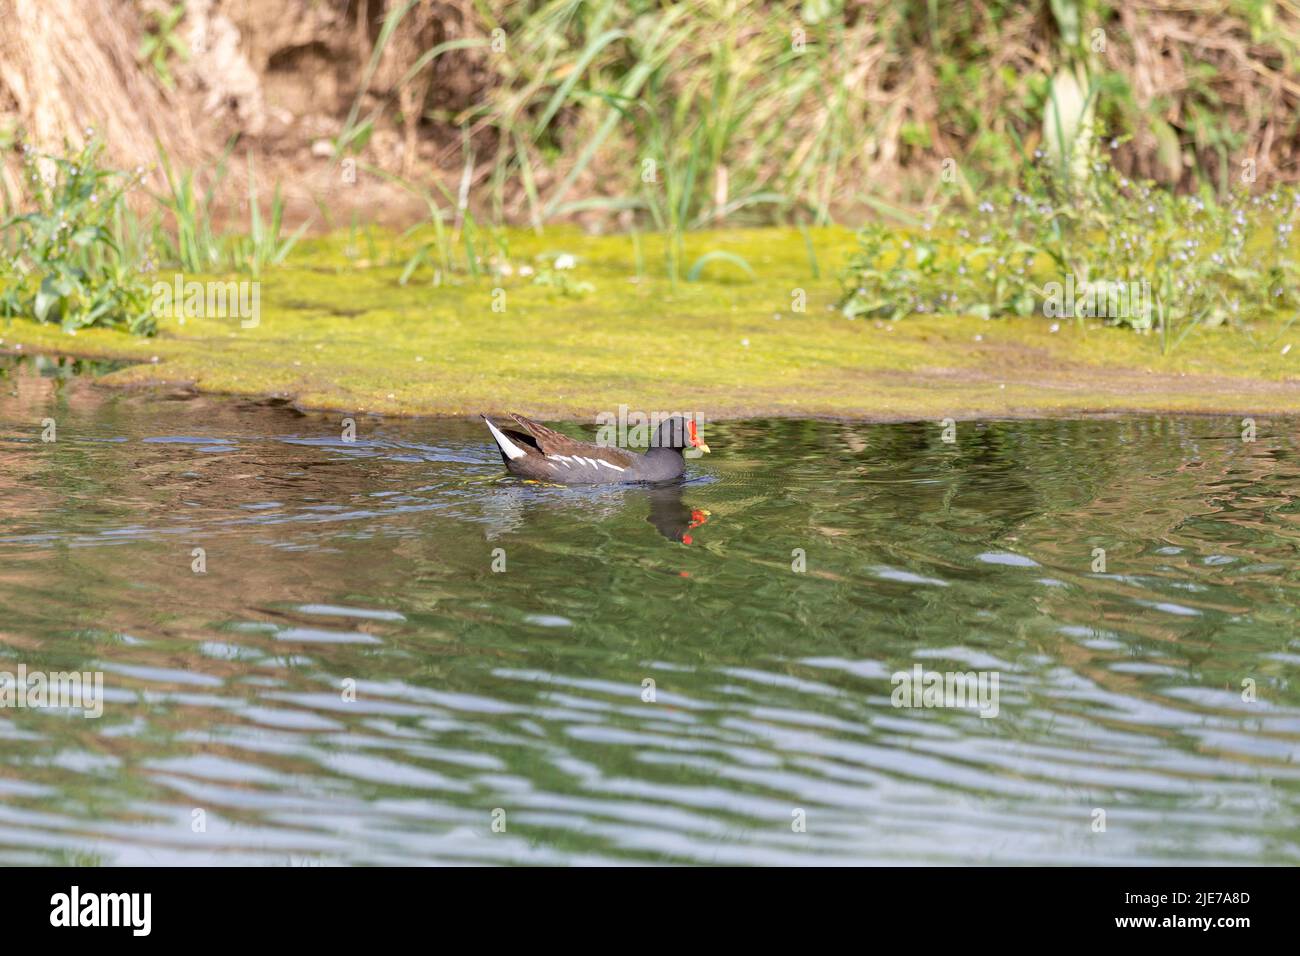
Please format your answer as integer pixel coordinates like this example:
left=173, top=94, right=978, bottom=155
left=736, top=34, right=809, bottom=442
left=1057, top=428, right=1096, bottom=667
left=507, top=413, right=572, bottom=451
left=508, top=412, right=637, bottom=468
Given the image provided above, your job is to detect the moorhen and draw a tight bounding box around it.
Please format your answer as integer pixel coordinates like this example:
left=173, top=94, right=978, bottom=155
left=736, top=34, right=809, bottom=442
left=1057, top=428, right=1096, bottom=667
left=483, top=412, right=710, bottom=484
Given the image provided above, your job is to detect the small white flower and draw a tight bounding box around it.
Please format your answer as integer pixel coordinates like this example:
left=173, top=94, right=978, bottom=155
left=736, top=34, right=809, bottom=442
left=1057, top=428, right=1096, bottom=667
left=554, top=254, right=576, bottom=270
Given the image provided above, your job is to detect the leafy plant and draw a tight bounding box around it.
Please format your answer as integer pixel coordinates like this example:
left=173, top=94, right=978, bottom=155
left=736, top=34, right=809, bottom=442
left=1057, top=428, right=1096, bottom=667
left=530, top=253, right=594, bottom=297
left=0, top=138, right=156, bottom=335
left=839, top=137, right=1300, bottom=348
left=138, top=2, right=189, bottom=91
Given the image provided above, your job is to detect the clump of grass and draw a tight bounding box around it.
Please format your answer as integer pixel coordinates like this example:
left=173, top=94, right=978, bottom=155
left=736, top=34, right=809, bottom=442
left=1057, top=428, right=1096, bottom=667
left=154, top=140, right=230, bottom=273
left=362, top=152, right=490, bottom=286
left=486, top=3, right=838, bottom=232
left=839, top=137, right=1300, bottom=348
left=339, top=0, right=857, bottom=245
left=338, top=0, right=1300, bottom=232
left=155, top=143, right=308, bottom=278
left=0, top=137, right=156, bottom=335
left=229, top=154, right=309, bottom=278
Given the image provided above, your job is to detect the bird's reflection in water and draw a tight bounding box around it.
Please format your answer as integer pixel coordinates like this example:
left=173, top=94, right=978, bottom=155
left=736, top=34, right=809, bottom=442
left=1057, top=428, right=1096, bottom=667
left=478, top=477, right=709, bottom=544
left=644, top=484, right=709, bottom=543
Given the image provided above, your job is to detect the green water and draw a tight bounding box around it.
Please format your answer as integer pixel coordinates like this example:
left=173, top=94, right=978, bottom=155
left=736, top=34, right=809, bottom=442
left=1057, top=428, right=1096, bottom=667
left=1, top=354, right=1297, bottom=865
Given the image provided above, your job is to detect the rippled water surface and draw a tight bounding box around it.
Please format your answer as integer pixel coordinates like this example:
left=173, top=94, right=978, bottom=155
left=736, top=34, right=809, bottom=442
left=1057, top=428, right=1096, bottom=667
left=1, top=354, right=1298, bottom=865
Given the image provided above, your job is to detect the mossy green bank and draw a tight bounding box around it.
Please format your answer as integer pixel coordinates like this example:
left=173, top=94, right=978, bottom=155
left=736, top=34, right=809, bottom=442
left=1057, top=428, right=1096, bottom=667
left=4, top=227, right=1300, bottom=421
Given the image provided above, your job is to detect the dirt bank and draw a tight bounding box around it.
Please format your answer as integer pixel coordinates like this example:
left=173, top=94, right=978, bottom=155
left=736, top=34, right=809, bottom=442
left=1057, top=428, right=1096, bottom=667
left=4, top=2, right=1300, bottom=231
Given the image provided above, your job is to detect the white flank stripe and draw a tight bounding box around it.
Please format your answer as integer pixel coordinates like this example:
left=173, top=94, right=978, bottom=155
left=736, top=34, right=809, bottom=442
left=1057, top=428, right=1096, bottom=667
left=597, top=459, right=625, bottom=471
left=485, top=418, right=527, bottom=460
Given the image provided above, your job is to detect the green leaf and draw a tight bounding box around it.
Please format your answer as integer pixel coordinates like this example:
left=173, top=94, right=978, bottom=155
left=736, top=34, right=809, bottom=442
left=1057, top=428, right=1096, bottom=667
left=686, top=250, right=756, bottom=282
left=34, top=280, right=60, bottom=323
left=70, top=226, right=102, bottom=247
